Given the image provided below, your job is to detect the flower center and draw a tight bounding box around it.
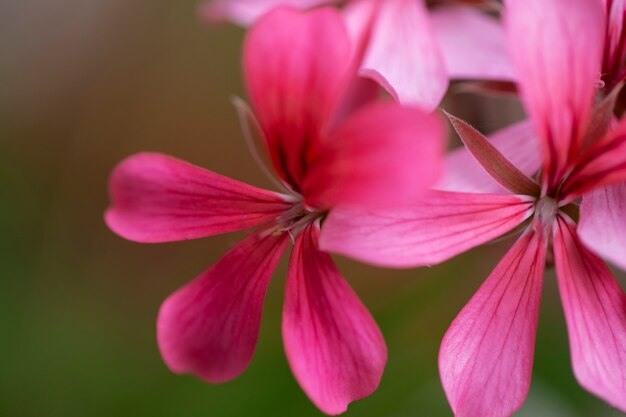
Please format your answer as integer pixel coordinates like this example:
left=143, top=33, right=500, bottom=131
left=533, top=196, right=558, bottom=235
left=269, top=201, right=324, bottom=239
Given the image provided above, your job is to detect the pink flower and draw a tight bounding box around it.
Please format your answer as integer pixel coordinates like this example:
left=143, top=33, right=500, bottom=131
left=201, top=0, right=516, bottom=110
left=105, top=7, right=445, bottom=415
left=320, top=0, right=626, bottom=415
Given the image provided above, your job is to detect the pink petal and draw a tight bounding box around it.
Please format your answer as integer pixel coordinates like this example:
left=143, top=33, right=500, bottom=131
left=430, top=5, right=515, bottom=81
left=157, top=232, right=288, bottom=383
left=302, top=102, right=445, bottom=209
left=320, top=191, right=534, bottom=268
left=553, top=216, right=626, bottom=412
left=200, top=0, right=336, bottom=25
left=243, top=6, right=352, bottom=191
left=437, top=120, right=541, bottom=194
left=439, top=229, right=547, bottom=417
left=444, top=113, right=540, bottom=196
left=357, top=0, right=448, bottom=110
left=578, top=183, right=626, bottom=271
left=601, top=0, right=626, bottom=88
left=506, top=0, right=605, bottom=190
left=105, top=153, right=290, bottom=243
left=561, top=117, right=626, bottom=199
left=283, top=225, right=386, bottom=415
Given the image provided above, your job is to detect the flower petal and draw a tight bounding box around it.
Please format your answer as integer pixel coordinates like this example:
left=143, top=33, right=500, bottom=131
left=320, top=191, right=534, bottom=268
left=357, top=0, right=447, bottom=110
left=302, top=102, right=445, bottom=209
left=436, top=120, right=541, bottom=194
left=157, top=232, right=289, bottom=383
left=439, top=229, right=547, bottom=417
left=601, top=0, right=626, bottom=88
left=431, top=5, right=515, bottom=81
left=105, top=153, right=290, bottom=243
left=201, top=0, right=336, bottom=25
left=561, top=117, right=626, bottom=199
left=578, top=183, right=626, bottom=272
left=505, top=0, right=605, bottom=190
left=553, top=216, right=626, bottom=412
left=283, top=224, right=386, bottom=415
left=243, top=6, right=352, bottom=191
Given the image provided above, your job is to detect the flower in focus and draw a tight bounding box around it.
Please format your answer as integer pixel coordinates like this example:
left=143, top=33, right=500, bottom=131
left=320, top=0, right=626, bottom=415
left=201, top=0, right=516, bottom=110
left=105, top=7, right=445, bottom=414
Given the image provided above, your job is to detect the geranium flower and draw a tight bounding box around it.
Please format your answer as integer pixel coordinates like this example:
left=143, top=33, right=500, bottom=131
left=105, top=7, right=445, bottom=415
left=601, top=0, right=626, bottom=90
left=201, top=0, right=516, bottom=110
left=320, top=0, right=626, bottom=415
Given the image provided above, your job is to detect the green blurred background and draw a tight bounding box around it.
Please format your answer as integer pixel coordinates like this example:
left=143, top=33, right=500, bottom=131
left=1, top=1, right=624, bottom=416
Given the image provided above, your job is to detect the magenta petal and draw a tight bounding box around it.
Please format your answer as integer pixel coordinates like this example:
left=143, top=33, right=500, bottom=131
left=105, top=153, right=290, bottom=243
left=320, top=191, right=534, bottom=268
left=561, top=118, right=626, bottom=198
left=303, top=102, right=445, bottom=209
left=440, top=230, right=547, bottom=417
left=201, top=0, right=336, bottom=25
left=157, top=232, right=288, bottom=383
left=437, top=120, right=541, bottom=194
left=283, top=225, right=387, bottom=415
left=553, top=216, right=626, bottom=412
left=579, top=183, right=626, bottom=271
left=359, top=0, right=447, bottom=110
left=506, top=0, right=605, bottom=189
left=244, top=7, right=352, bottom=190
left=431, top=5, right=515, bottom=81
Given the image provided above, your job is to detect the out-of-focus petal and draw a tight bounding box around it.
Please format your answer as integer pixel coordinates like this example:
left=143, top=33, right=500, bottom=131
left=200, top=0, right=336, bottom=25
left=437, top=120, right=541, bottom=194
left=244, top=7, right=352, bottom=191
left=320, top=191, right=534, bottom=268
left=439, top=229, right=546, bottom=417
left=431, top=5, right=515, bottom=81
left=506, top=0, right=605, bottom=190
left=357, top=0, right=447, bottom=110
left=579, top=183, right=626, bottom=271
left=283, top=225, right=386, bottom=415
left=553, top=216, right=626, bottom=412
left=303, top=102, right=445, bottom=209
left=105, top=153, right=290, bottom=243
left=561, top=118, right=626, bottom=199
left=601, top=0, right=626, bottom=87
left=157, top=232, right=288, bottom=383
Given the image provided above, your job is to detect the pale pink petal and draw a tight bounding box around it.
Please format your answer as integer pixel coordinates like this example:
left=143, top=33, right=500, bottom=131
left=436, top=120, right=541, bottom=194
left=358, top=0, right=448, bottom=110
left=283, top=225, right=386, bottom=415
left=439, top=230, right=547, bottom=417
left=553, top=216, right=626, bottom=412
left=157, top=232, right=288, bottom=383
left=105, top=153, right=290, bottom=243
left=302, top=102, right=445, bottom=209
left=320, top=191, right=534, bottom=268
left=579, top=183, right=626, bottom=271
left=431, top=5, right=515, bottom=81
left=561, top=117, right=626, bottom=199
left=200, top=0, right=336, bottom=25
left=506, top=0, right=605, bottom=190
left=243, top=7, right=352, bottom=191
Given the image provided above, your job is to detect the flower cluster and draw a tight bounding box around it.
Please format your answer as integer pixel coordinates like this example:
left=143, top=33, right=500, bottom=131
left=105, top=0, right=626, bottom=416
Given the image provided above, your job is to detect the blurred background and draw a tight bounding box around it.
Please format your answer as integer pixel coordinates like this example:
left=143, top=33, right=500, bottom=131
left=1, top=1, right=624, bottom=416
